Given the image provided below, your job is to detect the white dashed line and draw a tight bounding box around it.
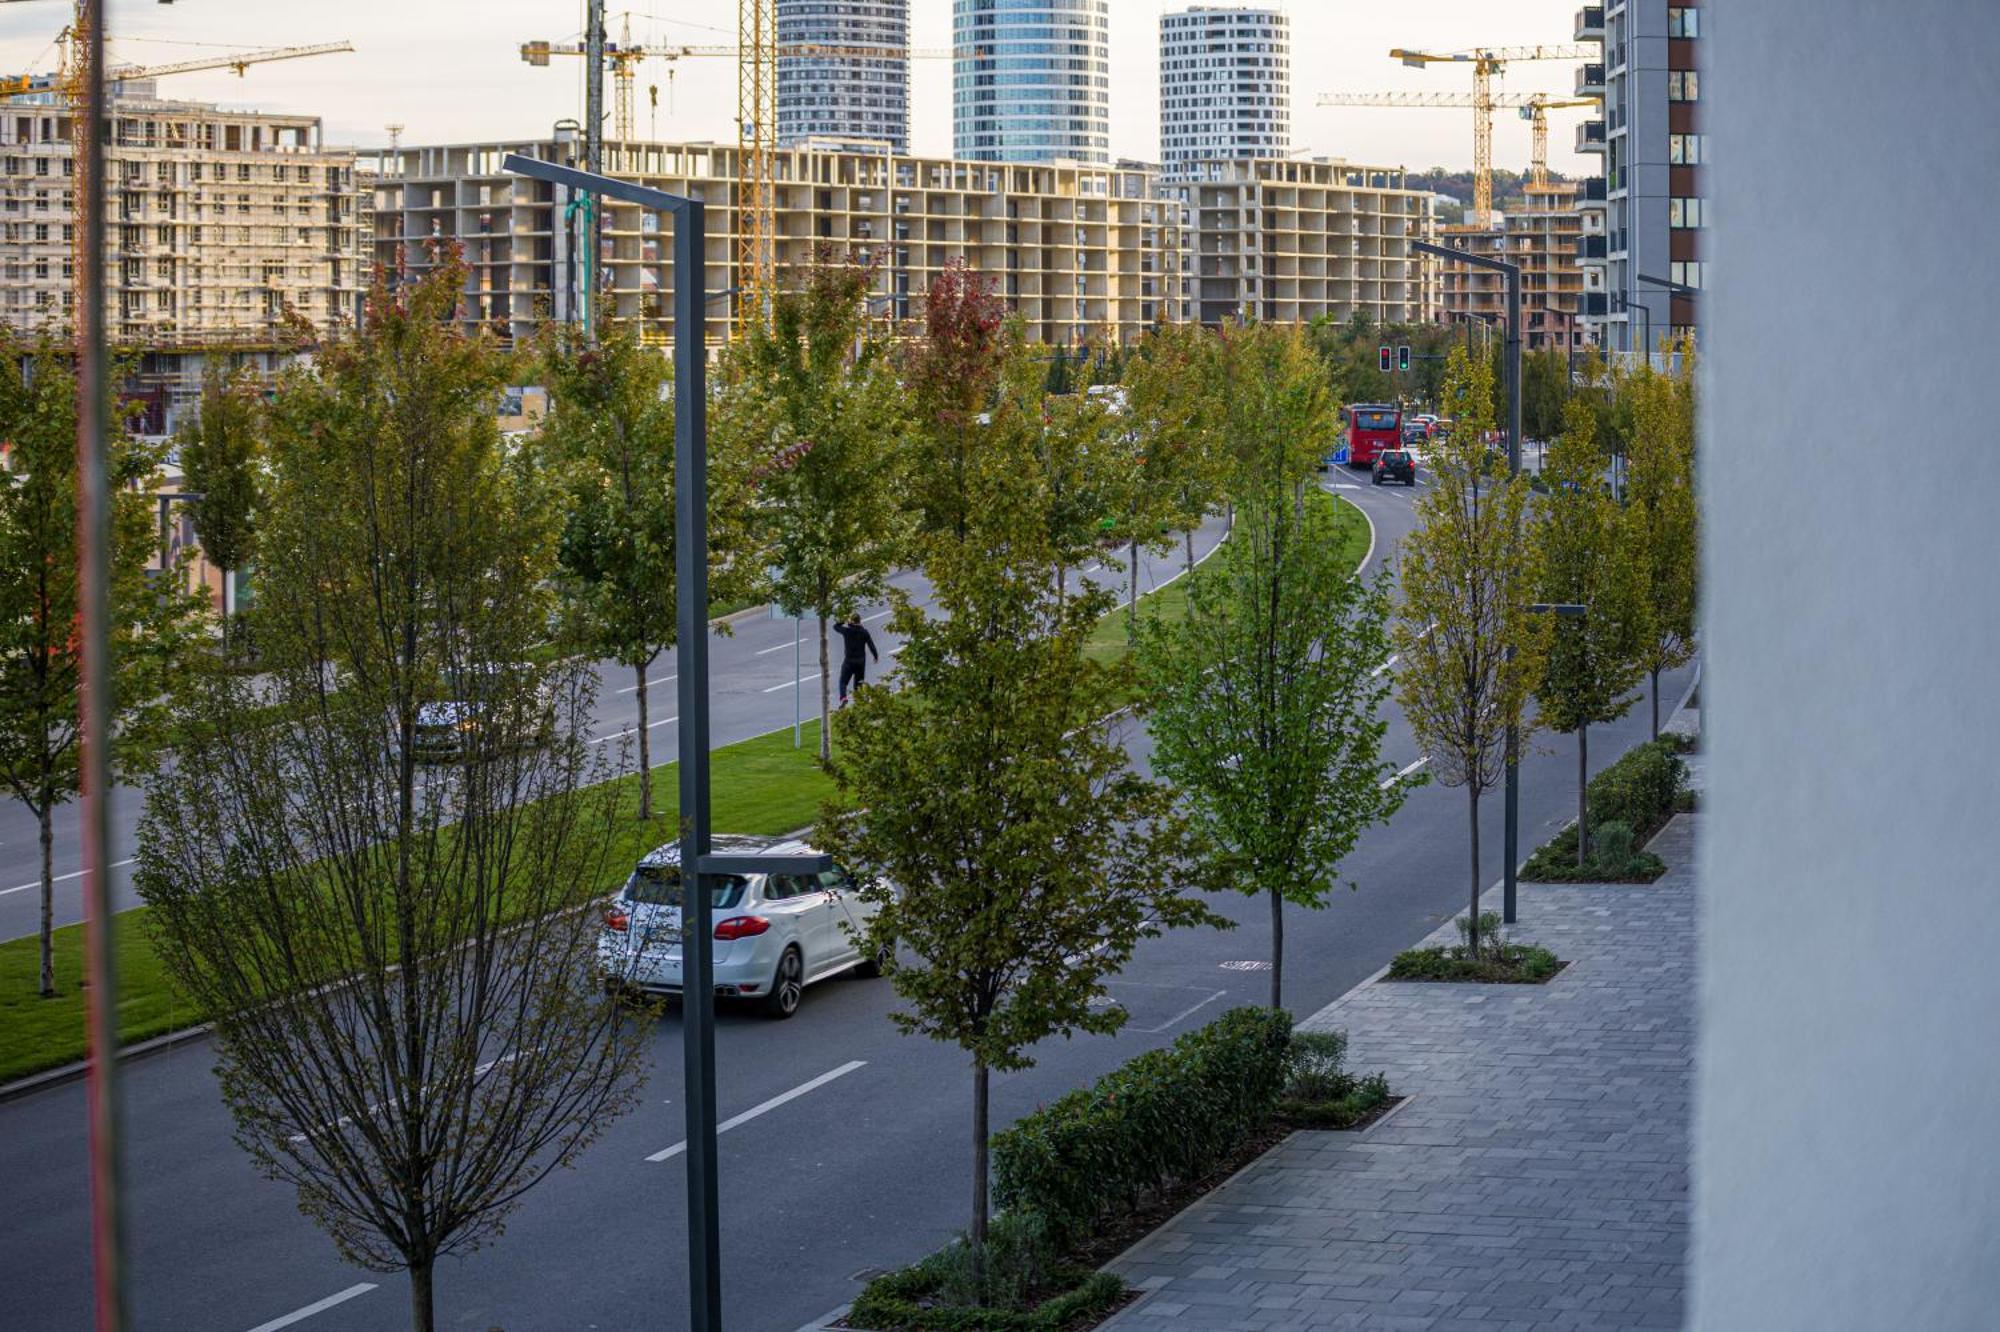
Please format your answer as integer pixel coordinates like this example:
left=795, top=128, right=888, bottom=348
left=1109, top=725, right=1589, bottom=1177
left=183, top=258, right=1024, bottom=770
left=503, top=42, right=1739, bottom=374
left=1380, top=755, right=1430, bottom=789
left=1, top=857, right=136, bottom=897
left=243, top=1283, right=378, bottom=1332
left=647, top=1061, right=867, bottom=1163
left=591, top=715, right=679, bottom=744
left=616, top=673, right=677, bottom=693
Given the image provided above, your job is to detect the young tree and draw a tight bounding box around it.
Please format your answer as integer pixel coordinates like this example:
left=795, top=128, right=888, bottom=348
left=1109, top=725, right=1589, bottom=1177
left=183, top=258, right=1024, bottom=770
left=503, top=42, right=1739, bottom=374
left=0, top=335, right=196, bottom=997
left=1214, top=322, right=1334, bottom=508
left=731, top=254, right=907, bottom=761
left=1624, top=339, right=1699, bottom=736
left=901, top=258, right=1010, bottom=546
left=1123, top=321, right=1225, bottom=577
left=1533, top=398, right=1651, bottom=864
left=175, top=362, right=264, bottom=641
left=819, top=401, right=1218, bottom=1287
left=1394, top=346, right=1546, bottom=957
left=541, top=317, right=755, bottom=818
left=136, top=261, right=648, bottom=1332
left=1138, top=493, right=1411, bottom=1010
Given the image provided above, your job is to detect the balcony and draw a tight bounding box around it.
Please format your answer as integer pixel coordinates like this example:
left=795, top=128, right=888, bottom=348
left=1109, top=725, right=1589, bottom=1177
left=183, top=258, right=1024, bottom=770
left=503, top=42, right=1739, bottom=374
left=1581, top=176, right=1608, bottom=203
left=1576, top=120, right=1607, bottom=154
left=1574, top=5, right=1604, bottom=39
left=1574, top=233, right=1607, bottom=260
left=1575, top=62, right=1606, bottom=97
left=1578, top=291, right=1608, bottom=318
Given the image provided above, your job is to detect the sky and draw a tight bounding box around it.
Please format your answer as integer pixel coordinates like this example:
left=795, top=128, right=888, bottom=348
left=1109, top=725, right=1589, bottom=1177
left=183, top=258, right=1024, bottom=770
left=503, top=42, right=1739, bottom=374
left=0, top=1, right=1592, bottom=177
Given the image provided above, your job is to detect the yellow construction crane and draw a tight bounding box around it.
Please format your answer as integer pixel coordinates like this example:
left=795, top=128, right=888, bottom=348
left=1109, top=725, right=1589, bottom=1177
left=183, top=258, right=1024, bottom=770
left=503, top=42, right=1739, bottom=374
left=1384, top=44, right=1593, bottom=227
left=1317, top=90, right=1596, bottom=197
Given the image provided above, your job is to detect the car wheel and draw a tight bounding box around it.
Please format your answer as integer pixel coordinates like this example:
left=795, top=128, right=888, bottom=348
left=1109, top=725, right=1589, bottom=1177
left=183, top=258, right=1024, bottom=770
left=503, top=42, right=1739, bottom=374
left=854, top=942, right=890, bottom=979
left=761, top=946, right=805, bottom=1019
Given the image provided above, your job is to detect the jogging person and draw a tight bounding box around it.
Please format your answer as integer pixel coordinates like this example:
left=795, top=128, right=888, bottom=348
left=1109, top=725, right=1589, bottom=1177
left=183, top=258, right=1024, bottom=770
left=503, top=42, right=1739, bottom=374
left=834, top=613, right=879, bottom=705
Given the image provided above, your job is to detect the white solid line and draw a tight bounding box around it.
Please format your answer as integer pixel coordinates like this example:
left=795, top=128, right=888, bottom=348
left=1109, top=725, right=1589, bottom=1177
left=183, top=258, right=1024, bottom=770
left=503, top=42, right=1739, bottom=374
left=616, top=673, right=677, bottom=694
left=647, top=1060, right=866, bottom=1162
left=243, top=1283, right=378, bottom=1332
left=1380, top=755, right=1429, bottom=790
left=591, top=715, right=678, bottom=744
left=1, top=857, right=136, bottom=897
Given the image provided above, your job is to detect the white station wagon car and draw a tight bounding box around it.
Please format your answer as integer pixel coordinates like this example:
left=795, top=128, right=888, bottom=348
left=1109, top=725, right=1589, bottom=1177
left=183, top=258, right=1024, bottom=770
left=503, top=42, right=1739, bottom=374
left=598, top=834, right=885, bottom=1019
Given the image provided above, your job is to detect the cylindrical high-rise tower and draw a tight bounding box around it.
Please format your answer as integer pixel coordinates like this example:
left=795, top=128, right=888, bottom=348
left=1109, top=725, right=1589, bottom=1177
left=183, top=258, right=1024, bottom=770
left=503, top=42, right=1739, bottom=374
left=953, top=0, right=1111, bottom=164
left=1158, top=6, right=1291, bottom=181
left=777, top=0, right=911, bottom=153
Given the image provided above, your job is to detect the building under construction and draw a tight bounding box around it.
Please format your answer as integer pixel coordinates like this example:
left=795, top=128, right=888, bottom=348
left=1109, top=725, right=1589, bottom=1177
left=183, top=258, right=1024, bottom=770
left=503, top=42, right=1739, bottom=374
left=1438, top=179, right=1595, bottom=353
left=0, top=82, right=370, bottom=430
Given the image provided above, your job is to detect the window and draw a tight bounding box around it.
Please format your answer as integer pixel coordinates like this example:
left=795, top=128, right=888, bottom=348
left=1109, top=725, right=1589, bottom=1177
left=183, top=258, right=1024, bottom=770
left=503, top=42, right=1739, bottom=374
left=1668, top=7, right=1700, bottom=37
left=1669, top=196, right=1706, bottom=229
left=1670, top=261, right=1704, bottom=290
left=1669, top=70, right=1699, bottom=102
left=1669, top=134, right=1707, bottom=165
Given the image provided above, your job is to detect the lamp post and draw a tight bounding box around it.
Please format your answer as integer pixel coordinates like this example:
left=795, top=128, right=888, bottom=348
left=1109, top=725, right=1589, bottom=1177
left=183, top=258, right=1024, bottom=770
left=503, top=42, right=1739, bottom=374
left=1416, top=240, right=1529, bottom=932
left=1611, top=291, right=1652, bottom=369
left=503, top=152, right=830, bottom=1332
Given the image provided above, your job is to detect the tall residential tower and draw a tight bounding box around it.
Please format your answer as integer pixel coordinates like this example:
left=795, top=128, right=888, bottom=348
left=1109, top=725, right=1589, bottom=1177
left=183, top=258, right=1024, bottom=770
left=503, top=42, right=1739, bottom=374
left=1159, top=6, right=1291, bottom=182
left=776, top=0, right=911, bottom=153
left=953, top=0, right=1110, bottom=164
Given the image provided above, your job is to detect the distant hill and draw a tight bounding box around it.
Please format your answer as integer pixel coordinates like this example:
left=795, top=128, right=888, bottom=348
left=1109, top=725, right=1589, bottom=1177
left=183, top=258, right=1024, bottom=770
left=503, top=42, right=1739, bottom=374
left=1411, top=166, right=1575, bottom=223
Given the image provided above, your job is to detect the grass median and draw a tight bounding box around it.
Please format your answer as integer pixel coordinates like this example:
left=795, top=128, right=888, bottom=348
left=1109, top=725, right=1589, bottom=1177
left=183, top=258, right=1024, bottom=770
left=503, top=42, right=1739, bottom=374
left=0, top=499, right=1368, bottom=1088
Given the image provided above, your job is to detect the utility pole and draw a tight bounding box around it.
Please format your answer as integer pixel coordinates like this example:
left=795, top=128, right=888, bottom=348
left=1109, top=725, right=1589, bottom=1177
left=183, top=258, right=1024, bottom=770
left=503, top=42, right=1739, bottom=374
left=582, top=0, right=607, bottom=339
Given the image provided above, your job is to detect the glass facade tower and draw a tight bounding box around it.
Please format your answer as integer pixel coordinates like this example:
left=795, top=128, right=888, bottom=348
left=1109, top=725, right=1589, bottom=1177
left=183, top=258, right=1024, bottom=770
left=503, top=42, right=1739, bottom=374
left=952, top=0, right=1111, bottom=164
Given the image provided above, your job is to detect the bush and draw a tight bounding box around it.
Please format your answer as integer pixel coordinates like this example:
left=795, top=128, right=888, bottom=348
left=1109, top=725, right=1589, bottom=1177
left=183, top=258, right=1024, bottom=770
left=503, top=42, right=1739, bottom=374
left=1275, top=1030, right=1392, bottom=1128
left=1387, top=938, right=1563, bottom=984
left=1521, top=738, right=1686, bottom=881
left=990, top=1007, right=1291, bottom=1250
left=849, top=1256, right=1124, bottom=1331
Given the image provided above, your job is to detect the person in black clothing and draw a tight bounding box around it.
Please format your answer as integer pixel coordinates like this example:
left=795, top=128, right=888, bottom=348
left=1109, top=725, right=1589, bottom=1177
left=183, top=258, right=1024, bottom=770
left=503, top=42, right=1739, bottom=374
left=835, top=613, right=878, bottom=704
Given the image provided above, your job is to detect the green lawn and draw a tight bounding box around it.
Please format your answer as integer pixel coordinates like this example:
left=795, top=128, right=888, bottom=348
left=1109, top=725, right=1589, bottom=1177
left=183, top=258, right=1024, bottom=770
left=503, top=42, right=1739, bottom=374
left=0, top=498, right=1369, bottom=1087
left=0, top=720, right=837, bottom=1086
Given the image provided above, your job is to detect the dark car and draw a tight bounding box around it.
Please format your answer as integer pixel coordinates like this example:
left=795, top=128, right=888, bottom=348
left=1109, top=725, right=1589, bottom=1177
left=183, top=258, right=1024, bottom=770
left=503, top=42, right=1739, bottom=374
left=1372, top=448, right=1417, bottom=486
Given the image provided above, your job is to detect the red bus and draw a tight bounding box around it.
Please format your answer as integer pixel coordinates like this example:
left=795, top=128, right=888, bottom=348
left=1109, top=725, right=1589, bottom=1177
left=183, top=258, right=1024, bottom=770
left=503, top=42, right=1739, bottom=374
left=1344, top=403, right=1403, bottom=468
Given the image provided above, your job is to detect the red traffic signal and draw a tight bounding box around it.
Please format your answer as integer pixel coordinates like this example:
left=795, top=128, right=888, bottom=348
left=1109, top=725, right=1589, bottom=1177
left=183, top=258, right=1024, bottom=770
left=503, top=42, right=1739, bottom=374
left=1378, top=344, right=1392, bottom=372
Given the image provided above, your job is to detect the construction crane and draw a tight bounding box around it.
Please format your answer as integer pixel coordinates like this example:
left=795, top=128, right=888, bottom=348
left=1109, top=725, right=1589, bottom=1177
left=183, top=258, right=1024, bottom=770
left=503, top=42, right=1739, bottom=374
left=1383, top=45, right=1593, bottom=227
left=1317, top=90, right=1596, bottom=198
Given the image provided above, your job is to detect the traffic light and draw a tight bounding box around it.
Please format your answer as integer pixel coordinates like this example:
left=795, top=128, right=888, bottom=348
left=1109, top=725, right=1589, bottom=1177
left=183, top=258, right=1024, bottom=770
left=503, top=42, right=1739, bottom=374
left=1378, top=344, right=1392, bottom=373
left=1398, top=345, right=1412, bottom=372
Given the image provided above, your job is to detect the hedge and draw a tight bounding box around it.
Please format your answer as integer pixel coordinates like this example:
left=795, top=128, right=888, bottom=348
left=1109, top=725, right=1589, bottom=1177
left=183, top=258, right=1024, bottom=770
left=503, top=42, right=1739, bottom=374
left=990, top=1006, right=1292, bottom=1249
left=848, top=1265, right=1125, bottom=1332
left=1521, top=738, right=1686, bottom=880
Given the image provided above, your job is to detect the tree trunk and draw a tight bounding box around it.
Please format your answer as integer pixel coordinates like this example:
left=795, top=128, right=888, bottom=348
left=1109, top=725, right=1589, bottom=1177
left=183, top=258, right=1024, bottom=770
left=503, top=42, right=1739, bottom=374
left=817, top=612, right=832, bottom=764
left=38, top=800, right=55, bottom=998
left=1467, top=787, right=1482, bottom=960
left=408, top=1257, right=435, bottom=1332
left=1126, top=534, right=1139, bottom=641
left=971, top=1058, right=990, bottom=1298
left=1184, top=527, right=1195, bottom=579
left=634, top=662, right=652, bottom=821
left=1267, top=886, right=1284, bottom=1011
left=1577, top=724, right=1590, bottom=869
left=1651, top=665, right=1661, bottom=740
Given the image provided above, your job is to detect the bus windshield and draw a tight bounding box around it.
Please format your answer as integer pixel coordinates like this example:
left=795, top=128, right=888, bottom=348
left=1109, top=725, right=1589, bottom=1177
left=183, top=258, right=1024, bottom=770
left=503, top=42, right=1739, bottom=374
left=1352, top=409, right=1399, bottom=431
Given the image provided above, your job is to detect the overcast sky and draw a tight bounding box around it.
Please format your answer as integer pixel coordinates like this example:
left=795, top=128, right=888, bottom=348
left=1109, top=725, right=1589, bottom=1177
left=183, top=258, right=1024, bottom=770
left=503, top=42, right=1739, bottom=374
left=0, top=1, right=1592, bottom=176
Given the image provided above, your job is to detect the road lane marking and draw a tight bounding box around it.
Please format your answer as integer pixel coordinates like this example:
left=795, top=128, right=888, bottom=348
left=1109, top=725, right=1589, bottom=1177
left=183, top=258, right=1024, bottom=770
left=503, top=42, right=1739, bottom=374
left=1, top=857, right=137, bottom=897
left=754, top=641, right=795, bottom=656
left=1371, top=654, right=1400, bottom=679
left=1380, top=756, right=1430, bottom=790
left=244, top=1283, right=377, bottom=1332
left=616, top=673, right=677, bottom=693
left=862, top=609, right=893, bottom=624
left=646, top=1059, right=867, bottom=1162
left=592, top=712, right=680, bottom=740
left=765, top=674, right=818, bottom=693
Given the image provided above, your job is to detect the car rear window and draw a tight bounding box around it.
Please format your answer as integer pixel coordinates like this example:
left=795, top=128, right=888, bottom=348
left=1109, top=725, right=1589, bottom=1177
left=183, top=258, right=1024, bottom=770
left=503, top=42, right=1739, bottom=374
left=626, top=864, right=747, bottom=909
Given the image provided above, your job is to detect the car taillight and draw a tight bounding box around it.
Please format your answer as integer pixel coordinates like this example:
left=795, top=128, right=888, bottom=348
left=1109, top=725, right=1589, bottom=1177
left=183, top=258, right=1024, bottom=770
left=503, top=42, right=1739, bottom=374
left=602, top=908, right=630, bottom=933
left=714, top=915, right=771, bottom=941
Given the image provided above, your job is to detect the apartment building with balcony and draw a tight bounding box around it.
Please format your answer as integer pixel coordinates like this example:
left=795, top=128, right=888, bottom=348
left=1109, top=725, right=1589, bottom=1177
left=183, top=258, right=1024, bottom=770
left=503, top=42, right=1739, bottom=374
left=777, top=0, right=911, bottom=154
left=1574, top=1, right=1704, bottom=356
left=375, top=135, right=1186, bottom=349
left=1439, top=180, right=1595, bottom=353
left=953, top=0, right=1111, bottom=165
left=1173, top=156, right=1433, bottom=328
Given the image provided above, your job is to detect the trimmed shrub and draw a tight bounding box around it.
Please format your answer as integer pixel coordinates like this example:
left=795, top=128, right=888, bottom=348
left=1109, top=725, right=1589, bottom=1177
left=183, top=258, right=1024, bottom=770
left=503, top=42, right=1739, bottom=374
left=849, top=1262, right=1124, bottom=1332
left=1522, top=738, right=1686, bottom=881
left=1387, top=941, right=1564, bottom=984
left=990, top=1006, right=1292, bottom=1249
left=1275, top=1030, right=1392, bottom=1128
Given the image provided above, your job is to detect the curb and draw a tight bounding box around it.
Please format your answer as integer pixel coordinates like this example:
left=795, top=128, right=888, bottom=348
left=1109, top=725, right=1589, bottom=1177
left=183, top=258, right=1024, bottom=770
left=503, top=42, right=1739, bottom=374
left=0, top=1019, right=213, bottom=1105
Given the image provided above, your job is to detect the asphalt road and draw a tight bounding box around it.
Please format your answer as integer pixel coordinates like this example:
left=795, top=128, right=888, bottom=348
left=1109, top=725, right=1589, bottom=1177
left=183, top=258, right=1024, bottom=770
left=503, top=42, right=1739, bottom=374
left=0, top=475, right=1697, bottom=1332
left=0, top=515, right=1228, bottom=944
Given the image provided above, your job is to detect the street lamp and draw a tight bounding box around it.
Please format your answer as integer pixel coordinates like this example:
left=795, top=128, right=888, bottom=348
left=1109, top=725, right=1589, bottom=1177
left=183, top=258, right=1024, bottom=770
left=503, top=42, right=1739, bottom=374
left=1637, top=271, right=1700, bottom=300
left=1611, top=291, right=1653, bottom=368
left=503, top=152, right=829, bottom=1332
left=1415, top=240, right=1531, bottom=939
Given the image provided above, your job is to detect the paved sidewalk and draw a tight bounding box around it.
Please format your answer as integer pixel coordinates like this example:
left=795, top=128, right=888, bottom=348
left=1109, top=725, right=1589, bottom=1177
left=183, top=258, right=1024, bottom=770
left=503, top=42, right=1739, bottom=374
left=1104, top=816, right=1697, bottom=1331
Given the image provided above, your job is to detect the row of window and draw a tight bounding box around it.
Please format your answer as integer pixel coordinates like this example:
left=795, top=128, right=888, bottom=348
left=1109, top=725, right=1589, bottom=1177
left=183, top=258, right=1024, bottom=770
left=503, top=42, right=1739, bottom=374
left=1668, top=261, right=1703, bottom=289
left=1669, top=70, right=1699, bottom=102
left=1668, top=7, right=1700, bottom=38
left=1669, top=196, right=1707, bottom=229
left=1669, top=133, right=1707, bottom=165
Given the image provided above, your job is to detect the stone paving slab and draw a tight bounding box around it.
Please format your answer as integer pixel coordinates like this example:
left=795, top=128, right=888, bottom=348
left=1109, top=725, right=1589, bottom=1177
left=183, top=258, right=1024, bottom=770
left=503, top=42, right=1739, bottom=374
left=1103, top=816, right=1697, bottom=1331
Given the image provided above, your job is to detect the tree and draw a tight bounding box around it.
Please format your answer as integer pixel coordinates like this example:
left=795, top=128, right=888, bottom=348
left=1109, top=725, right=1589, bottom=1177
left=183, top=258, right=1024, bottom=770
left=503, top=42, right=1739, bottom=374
left=175, top=362, right=264, bottom=641
left=541, top=317, right=755, bottom=819
left=731, top=254, right=907, bottom=762
left=1138, top=493, right=1411, bottom=1010
left=1623, top=339, right=1699, bottom=735
left=1214, top=322, right=1333, bottom=508
left=1533, top=398, right=1651, bottom=864
left=136, top=260, right=648, bottom=1332
left=819, top=394, right=1218, bottom=1287
left=0, top=335, right=196, bottom=998
left=901, top=259, right=1010, bottom=547
left=1521, top=346, right=1571, bottom=443
left=1393, top=346, right=1546, bottom=958
left=1123, top=322, right=1225, bottom=577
